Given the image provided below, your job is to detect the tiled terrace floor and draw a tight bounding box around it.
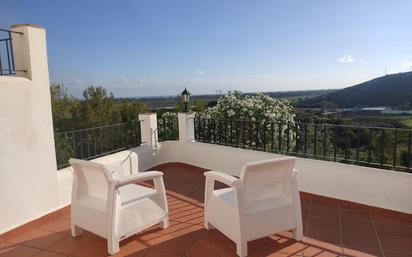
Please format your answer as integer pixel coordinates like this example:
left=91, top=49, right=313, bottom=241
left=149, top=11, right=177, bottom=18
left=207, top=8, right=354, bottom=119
left=1, top=163, right=412, bottom=257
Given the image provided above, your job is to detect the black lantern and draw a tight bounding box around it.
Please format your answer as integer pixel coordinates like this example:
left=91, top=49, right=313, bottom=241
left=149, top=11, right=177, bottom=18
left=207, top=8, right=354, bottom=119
left=181, top=88, right=190, bottom=112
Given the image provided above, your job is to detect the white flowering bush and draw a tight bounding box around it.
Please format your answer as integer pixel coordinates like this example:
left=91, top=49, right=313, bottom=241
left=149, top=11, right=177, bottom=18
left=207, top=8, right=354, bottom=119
left=158, top=112, right=178, bottom=140
left=196, top=91, right=295, bottom=151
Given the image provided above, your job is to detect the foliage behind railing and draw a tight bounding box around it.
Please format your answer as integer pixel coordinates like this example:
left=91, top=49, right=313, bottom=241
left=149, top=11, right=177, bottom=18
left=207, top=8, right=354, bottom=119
left=194, top=117, right=412, bottom=173
left=54, top=120, right=141, bottom=169
left=157, top=112, right=179, bottom=141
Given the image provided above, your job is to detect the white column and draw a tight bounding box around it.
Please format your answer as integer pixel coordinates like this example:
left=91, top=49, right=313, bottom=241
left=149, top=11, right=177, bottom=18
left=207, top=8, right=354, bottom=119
left=139, top=113, right=158, bottom=150
left=11, top=24, right=49, bottom=81
left=178, top=112, right=196, bottom=143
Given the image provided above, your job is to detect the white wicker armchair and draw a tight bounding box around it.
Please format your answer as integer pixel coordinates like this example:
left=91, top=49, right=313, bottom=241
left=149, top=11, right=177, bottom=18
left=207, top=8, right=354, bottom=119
left=204, top=157, right=303, bottom=257
left=69, top=158, right=169, bottom=255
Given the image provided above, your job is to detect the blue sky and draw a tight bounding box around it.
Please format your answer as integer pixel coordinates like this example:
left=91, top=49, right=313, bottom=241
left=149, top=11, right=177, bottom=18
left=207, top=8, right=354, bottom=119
left=1, top=0, right=412, bottom=97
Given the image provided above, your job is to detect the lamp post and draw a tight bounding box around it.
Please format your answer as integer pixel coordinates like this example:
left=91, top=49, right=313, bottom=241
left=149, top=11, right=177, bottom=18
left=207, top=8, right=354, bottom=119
left=181, top=88, right=190, bottom=112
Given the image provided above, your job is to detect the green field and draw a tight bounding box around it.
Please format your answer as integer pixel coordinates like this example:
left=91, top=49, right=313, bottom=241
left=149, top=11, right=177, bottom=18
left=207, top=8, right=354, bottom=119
left=402, top=118, right=412, bottom=128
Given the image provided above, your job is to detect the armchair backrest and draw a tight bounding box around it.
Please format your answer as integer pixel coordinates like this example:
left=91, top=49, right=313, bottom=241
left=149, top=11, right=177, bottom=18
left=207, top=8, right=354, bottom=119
left=239, top=157, right=296, bottom=203
left=69, top=159, right=113, bottom=201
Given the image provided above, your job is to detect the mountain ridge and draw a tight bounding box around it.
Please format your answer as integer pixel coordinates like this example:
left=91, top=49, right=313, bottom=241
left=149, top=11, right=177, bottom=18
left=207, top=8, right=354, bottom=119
left=297, top=71, right=412, bottom=108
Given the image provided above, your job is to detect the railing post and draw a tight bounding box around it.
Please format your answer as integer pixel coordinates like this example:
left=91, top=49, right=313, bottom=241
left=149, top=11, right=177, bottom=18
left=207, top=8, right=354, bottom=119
left=139, top=113, right=158, bottom=150
left=178, top=112, right=196, bottom=143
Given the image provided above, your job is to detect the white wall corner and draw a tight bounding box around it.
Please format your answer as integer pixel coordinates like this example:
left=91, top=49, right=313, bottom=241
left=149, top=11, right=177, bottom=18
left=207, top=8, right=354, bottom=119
left=178, top=112, right=196, bottom=143
left=139, top=113, right=158, bottom=150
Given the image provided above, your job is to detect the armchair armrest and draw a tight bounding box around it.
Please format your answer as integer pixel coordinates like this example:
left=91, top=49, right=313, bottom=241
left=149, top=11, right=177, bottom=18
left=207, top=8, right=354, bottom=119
left=113, top=171, right=163, bottom=187
left=204, top=171, right=240, bottom=188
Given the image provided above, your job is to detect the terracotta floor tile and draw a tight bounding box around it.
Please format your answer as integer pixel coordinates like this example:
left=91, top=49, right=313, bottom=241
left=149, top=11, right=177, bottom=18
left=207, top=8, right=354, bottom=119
left=6, top=228, right=51, bottom=244
left=136, top=233, right=175, bottom=247
left=248, top=237, right=270, bottom=249
left=46, top=234, right=93, bottom=255
left=342, top=230, right=380, bottom=249
left=303, top=237, right=342, bottom=254
left=383, top=250, right=412, bottom=257
left=314, top=252, right=341, bottom=257
left=379, top=234, right=412, bottom=253
left=72, top=239, right=108, bottom=257
left=371, top=215, right=408, bottom=226
left=311, top=201, right=338, bottom=209
left=342, top=246, right=383, bottom=257
left=301, top=200, right=311, bottom=216
left=32, top=250, right=66, bottom=257
left=300, top=245, right=324, bottom=257
left=111, top=243, right=149, bottom=257
left=308, top=216, right=339, bottom=230
left=341, top=220, right=375, bottom=234
left=6, top=229, right=68, bottom=250
left=310, top=205, right=339, bottom=218
left=0, top=244, right=41, bottom=257
left=277, top=242, right=305, bottom=255
left=306, top=228, right=340, bottom=245
left=185, top=240, right=226, bottom=257
left=265, top=253, right=291, bottom=257
left=150, top=234, right=199, bottom=256
left=36, top=218, right=71, bottom=233
left=374, top=222, right=412, bottom=237
left=341, top=208, right=371, bottom=223
left=0, top=241, right=15, bottom=254
left=202, top=229, right=234, bottom=246
left=144, top=250, right=181, bottom=257
left=169, top=223, right=205, bottom=239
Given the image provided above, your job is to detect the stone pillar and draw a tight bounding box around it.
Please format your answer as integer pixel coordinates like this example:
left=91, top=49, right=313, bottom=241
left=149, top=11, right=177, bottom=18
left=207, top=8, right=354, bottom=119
left=139, top=113, right=158, bottom=150
left=178, top=112, right=196, bottom=143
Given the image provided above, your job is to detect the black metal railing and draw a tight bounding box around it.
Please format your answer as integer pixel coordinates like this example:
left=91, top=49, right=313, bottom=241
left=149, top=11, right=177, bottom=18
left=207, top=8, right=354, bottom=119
left=54, top=120, right=141, bottom=169
left=194, top=117, right=412, bottom=173
left=0, top=28, right=24, bottom=75
left=157, top=114, right=179, bottom=141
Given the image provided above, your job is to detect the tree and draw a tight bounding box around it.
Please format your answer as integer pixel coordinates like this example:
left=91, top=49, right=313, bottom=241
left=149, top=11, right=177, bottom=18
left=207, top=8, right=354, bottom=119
left=50, top=82, right=80, bottom=132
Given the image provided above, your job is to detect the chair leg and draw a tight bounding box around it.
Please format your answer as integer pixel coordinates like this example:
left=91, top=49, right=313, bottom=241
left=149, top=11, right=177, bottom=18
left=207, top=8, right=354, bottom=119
left=71, top=224, right=82, bottom=237
left=108, top=237, right=120, bottom=255
left=236, top=239, right=247, bottom=257
left=160, top=216, right=169, bottom=229
left=293, top=226, right=303, bottom=241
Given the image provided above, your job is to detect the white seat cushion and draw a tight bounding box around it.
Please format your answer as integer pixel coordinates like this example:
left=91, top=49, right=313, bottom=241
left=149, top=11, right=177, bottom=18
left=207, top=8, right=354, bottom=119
left=213, top=188, right=292, bottom=214
left=119, top=184, right=157, bottom=206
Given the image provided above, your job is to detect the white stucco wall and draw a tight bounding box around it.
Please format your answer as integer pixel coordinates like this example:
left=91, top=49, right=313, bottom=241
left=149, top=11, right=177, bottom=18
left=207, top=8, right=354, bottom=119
left=0, top=25, right=59, bottom=234
left=55, top=136, right=412, bottom=217
left=152, top=140, right=412, bottom=214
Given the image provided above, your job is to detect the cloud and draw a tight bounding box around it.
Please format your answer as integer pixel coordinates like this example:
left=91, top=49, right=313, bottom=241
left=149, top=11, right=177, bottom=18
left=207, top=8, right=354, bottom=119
left=401, top=61, right=412, bottom=69
left=359, top=59, right=367, bottom=64
left=196, top=69, right=204, bottom=75
left=337, top=55, right=354, bottom=63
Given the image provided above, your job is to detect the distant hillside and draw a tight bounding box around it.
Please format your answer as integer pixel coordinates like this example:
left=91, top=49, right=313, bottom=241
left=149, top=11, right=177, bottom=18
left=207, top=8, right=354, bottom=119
left=120, top=89, right=333, bottom=109
left=297, top=71, right=412, bottom=108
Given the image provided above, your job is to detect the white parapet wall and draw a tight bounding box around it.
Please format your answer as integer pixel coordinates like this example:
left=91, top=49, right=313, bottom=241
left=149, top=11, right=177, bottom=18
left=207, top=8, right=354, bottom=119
left=0, top=24, right=59, bottom=234
left=151, top=112, right=412, bottom=214
left=153, top=140, right=412, bottom=214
